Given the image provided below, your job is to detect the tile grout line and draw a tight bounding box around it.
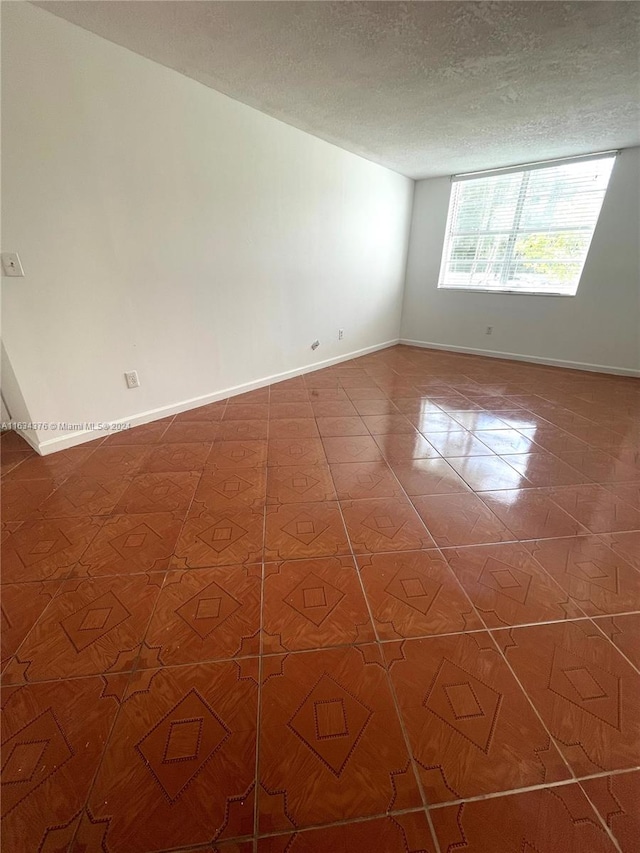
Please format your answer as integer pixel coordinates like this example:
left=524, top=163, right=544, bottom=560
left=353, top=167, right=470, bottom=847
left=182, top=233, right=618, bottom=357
left=5, top=603, right=640, bottom=691
left=2, top=346, right=638, bottom=851
left=330, top=375, right=445, bottom=853
left=484, top=626, right=625, bottom=853
left=424, top=764, right=640, bottom=809
left=252, top=381, right=271, bottom=849
left=576, top=779, right=625, bottom=853
left=587, top=613, right=640, bottom=676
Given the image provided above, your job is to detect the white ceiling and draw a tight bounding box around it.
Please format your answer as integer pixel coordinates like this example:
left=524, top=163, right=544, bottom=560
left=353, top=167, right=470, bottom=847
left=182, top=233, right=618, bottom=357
left=36, top=1, right=640, bottom=179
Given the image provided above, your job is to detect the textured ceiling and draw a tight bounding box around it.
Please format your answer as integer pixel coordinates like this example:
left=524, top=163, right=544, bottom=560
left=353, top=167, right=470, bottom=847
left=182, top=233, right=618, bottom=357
left=35, top=1, right=640, bottom=179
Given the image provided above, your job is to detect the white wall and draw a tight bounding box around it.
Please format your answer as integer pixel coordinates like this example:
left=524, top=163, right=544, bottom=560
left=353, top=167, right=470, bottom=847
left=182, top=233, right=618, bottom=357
left=401, top=146, right=640, bottom=375
left=1, top=3, right=413, bottom=453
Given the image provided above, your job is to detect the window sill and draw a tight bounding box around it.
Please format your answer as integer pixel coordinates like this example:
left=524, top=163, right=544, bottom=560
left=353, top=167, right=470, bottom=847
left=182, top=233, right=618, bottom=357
left=437, top=286, right=576, bottom=297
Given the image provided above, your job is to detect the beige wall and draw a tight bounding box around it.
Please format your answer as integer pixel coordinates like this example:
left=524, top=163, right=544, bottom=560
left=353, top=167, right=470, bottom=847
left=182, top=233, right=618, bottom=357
left=1, top=3, right=413, bottom=453
left=401, top=146, right=640, bottom=375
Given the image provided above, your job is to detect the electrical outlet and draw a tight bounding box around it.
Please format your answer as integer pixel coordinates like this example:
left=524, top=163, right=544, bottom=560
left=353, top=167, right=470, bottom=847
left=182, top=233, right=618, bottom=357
left=124, top=370, right=140, bottom=389
left=1, top=252, right=24, bottom=277
left=311, top=340, right=320, bottom=350
left=485, top=326, right=493, bottom=335
left=338, top=329, right=344, bottom=340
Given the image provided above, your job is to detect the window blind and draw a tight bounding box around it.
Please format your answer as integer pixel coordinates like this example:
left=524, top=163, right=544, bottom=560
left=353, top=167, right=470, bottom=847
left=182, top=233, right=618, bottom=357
left=437, top=152, right=617, bottom=296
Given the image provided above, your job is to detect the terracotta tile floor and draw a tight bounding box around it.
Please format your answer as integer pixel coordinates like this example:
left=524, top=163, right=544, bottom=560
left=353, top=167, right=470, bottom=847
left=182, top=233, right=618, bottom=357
left=1, top=344, right=638, bottom=852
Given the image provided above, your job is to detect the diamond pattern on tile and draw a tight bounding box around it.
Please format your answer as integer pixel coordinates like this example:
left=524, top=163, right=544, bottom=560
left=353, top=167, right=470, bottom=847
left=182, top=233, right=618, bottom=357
left=0, top=677, right=119, bottom=852
left=358, top=551, right=481, bottom=639
left=173, top=505, right=264, bottom=568
left=263, top=557, right=374, bottom=652
left=61, top=589, right=132, bottom=652
left=282, top=514, right=328, bottom=544
left=285, top=573, right=345, bottom=626
left=113, top=471, right=199, bottom=515
left=176, top=583, right=241, bottom=639
left=200, top=520, right=249, bottom=551
left=269, top=418, right=320, bottom=439
left=39, top=474, right=132, bottom=519
left=341, top=497, right=435, bottom=553
left=265, top=502, right=349, bottom=560
left=321, top=435, right=384, bottom=464
left=479, top=488, right=586, bottom=540
left=558, top=449, right=640, bottom=483
left=77, top=446, right=149, bottom=477
left=362, top=414, right=415, bottom=435
left=288, top=673, right=372, bottom=776
left=352, top=398, right=399, bottom=415
left=526, top=535, right=640, bottom=616
left=423, top=657, right=501, bottom=752
left=136, top=688, right=231, bottom=801
left=267, top=437, right=327, bottom=467
left=336, top=462, right=405, bottom=502
left=373, top=432, right=440, bottom=461
left=384, top=632, right=569, bottom=802
left=447, top=455, right=525, bottom=491
left=3, top=345, right=640, bottom=849
left=195, top=468, right=266, bottom=510
left=208, top=440, right=268, bottom=469
left=259, top=645, right=420, bottom=832
left=479, top=561, right=532, bottom=604
left=217, top=418, right=269, bottom=441
left=545, top=483, right=640, bottom=533
left=2, top=709, right=72, bottom=811
left=85, top=661, right=258, bottom=850
left=412, top=493, right=513, bottom=547
left=422, top=432, right=497, bottom=459
left=1, top=517, right=102, bottom=583
left=385, top=568, right=442, bottom=614
left=76, top=512, right=182, bottom=576
left=391, top=458, right=471, bottom=496
left=497, top=620, right=640, bottom=774
left=146, top=566, right=261, bottom=665
left=3, top=575, right=161, bottom=682
left=267, top=465, right=336, bottom=504
left=310, top=400, right=359, bottom=418
left=548, top=645, right=620, bottom=727
left=445, top=542, right=581, bottom=628
left=0, top=580, right=60, bottom=668
left=141, top=442, right=211, bottom=473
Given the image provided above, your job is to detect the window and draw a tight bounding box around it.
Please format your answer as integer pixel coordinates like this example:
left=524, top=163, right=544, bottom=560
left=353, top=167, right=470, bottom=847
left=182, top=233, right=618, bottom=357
left=437, top=152, right=616, bottom=296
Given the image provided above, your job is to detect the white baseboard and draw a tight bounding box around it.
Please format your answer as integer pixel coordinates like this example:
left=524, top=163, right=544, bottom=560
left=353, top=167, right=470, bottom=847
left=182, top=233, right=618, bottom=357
left=399, top=339, right=640, bottom=378
left=28, top=339, right=400, bottom=456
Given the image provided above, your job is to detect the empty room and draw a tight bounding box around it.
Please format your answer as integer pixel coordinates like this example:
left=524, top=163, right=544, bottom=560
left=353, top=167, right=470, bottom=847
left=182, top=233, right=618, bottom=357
left=1, top=2, right=639, bottom=851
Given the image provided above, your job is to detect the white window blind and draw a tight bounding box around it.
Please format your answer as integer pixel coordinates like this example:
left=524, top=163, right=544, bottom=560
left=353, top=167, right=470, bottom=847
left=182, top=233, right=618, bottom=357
left=437, top=152, right=617, bottom=296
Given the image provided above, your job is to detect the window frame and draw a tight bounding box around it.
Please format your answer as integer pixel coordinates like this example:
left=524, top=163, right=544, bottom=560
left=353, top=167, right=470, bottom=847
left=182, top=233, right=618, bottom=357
left=436, top=151, right=618, bottom=298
